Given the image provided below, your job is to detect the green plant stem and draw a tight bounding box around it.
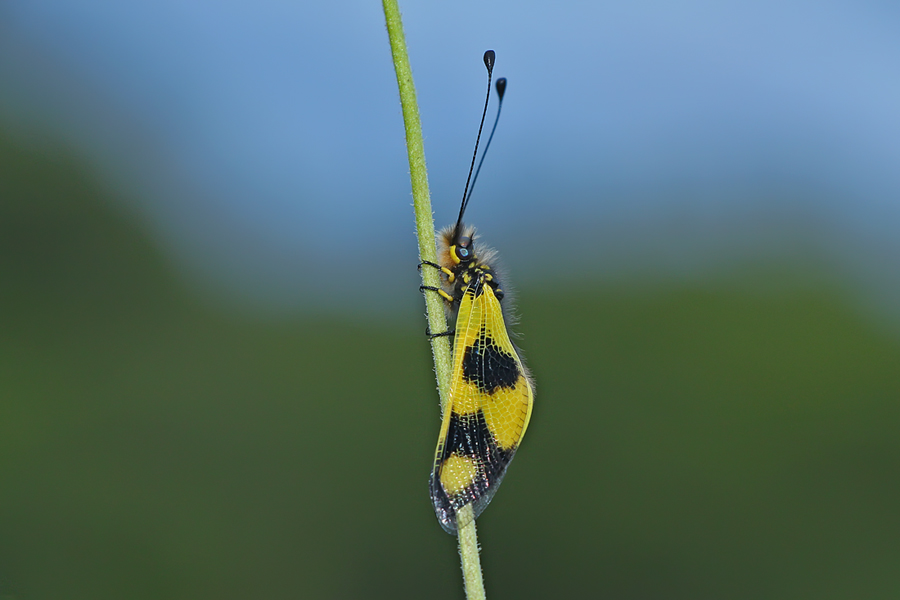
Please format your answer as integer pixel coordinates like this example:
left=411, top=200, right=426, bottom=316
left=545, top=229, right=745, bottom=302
left=381, top=2, right=486, bottom=599
left=456, top=505, right=484, bottom=596
left=381, top=0, right=452, bottom=404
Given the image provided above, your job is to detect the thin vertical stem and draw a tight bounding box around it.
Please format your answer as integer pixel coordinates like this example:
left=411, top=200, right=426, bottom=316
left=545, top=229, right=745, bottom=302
left=382, top=0, right=452, bottom=403
left=456, top=505, right=484, bottom=597
left=381, top=2, right=486, bottom=599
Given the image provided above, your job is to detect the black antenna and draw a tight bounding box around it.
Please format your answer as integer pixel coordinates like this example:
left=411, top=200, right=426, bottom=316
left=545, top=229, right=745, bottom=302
left=455, top=50, right=497, bottom=235
left=464, top=77, right=506, bottom=207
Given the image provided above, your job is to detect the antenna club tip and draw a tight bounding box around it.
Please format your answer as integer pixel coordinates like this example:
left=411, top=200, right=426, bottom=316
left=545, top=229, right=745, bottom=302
left=483, top=50, right=495, bottom=72
left=495, top=77, right=507, bottom=99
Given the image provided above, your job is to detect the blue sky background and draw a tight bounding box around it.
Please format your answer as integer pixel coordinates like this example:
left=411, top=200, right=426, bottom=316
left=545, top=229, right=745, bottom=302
left=2, top=1, right=900, bottom=316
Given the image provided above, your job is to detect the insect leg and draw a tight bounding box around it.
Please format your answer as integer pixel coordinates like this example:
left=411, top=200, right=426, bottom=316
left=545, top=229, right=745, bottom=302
left=419, top=283, right=456, bottom=338
left=419, top=285, right=455, bottom=303
left=425, top=325, right=455, bottom=339
left=419, top=260, right=456, bottom=283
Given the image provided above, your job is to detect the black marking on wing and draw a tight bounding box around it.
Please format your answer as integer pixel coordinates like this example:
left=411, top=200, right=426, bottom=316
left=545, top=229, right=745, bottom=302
left=430, top=410, right=515, bottom=534
left=461, top=330, right=520, bottom=394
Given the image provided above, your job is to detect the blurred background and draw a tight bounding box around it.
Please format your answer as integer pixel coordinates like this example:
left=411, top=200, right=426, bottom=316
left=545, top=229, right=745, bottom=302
left=1, top=1, right=899, bottom=598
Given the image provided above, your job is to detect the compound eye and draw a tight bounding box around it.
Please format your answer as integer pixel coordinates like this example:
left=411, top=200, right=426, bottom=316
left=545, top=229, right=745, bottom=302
left=455, top=237, right=473, bottom=262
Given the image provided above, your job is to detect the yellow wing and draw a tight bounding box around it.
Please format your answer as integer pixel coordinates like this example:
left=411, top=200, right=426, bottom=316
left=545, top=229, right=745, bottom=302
left=429, top=280, right=534, bottom=534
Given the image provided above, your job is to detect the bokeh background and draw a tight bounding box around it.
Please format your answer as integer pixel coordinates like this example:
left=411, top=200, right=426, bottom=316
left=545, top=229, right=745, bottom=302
left=2, top=2, right=900, bottom=599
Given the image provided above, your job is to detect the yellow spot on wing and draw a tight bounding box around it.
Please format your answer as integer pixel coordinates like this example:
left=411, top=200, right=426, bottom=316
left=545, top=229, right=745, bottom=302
left=483, top=374, right=531, bottom=450
left=441, top=454, right=479, bottom=494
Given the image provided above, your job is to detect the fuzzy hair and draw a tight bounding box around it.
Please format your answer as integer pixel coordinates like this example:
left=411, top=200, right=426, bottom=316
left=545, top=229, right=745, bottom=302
left=434, top=222, right=534, bottom=392
left=435, top=222, right=523, bottom=337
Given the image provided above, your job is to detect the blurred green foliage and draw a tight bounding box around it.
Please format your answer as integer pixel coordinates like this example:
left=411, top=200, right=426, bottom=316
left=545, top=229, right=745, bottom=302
left=1, top=128, right=899, bottom=599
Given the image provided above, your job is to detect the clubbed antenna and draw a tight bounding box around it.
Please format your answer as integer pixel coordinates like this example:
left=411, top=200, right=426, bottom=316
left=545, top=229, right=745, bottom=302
left=455, top=50, right=501, bottom=234
left=464, top=76, right=506, bottom=208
